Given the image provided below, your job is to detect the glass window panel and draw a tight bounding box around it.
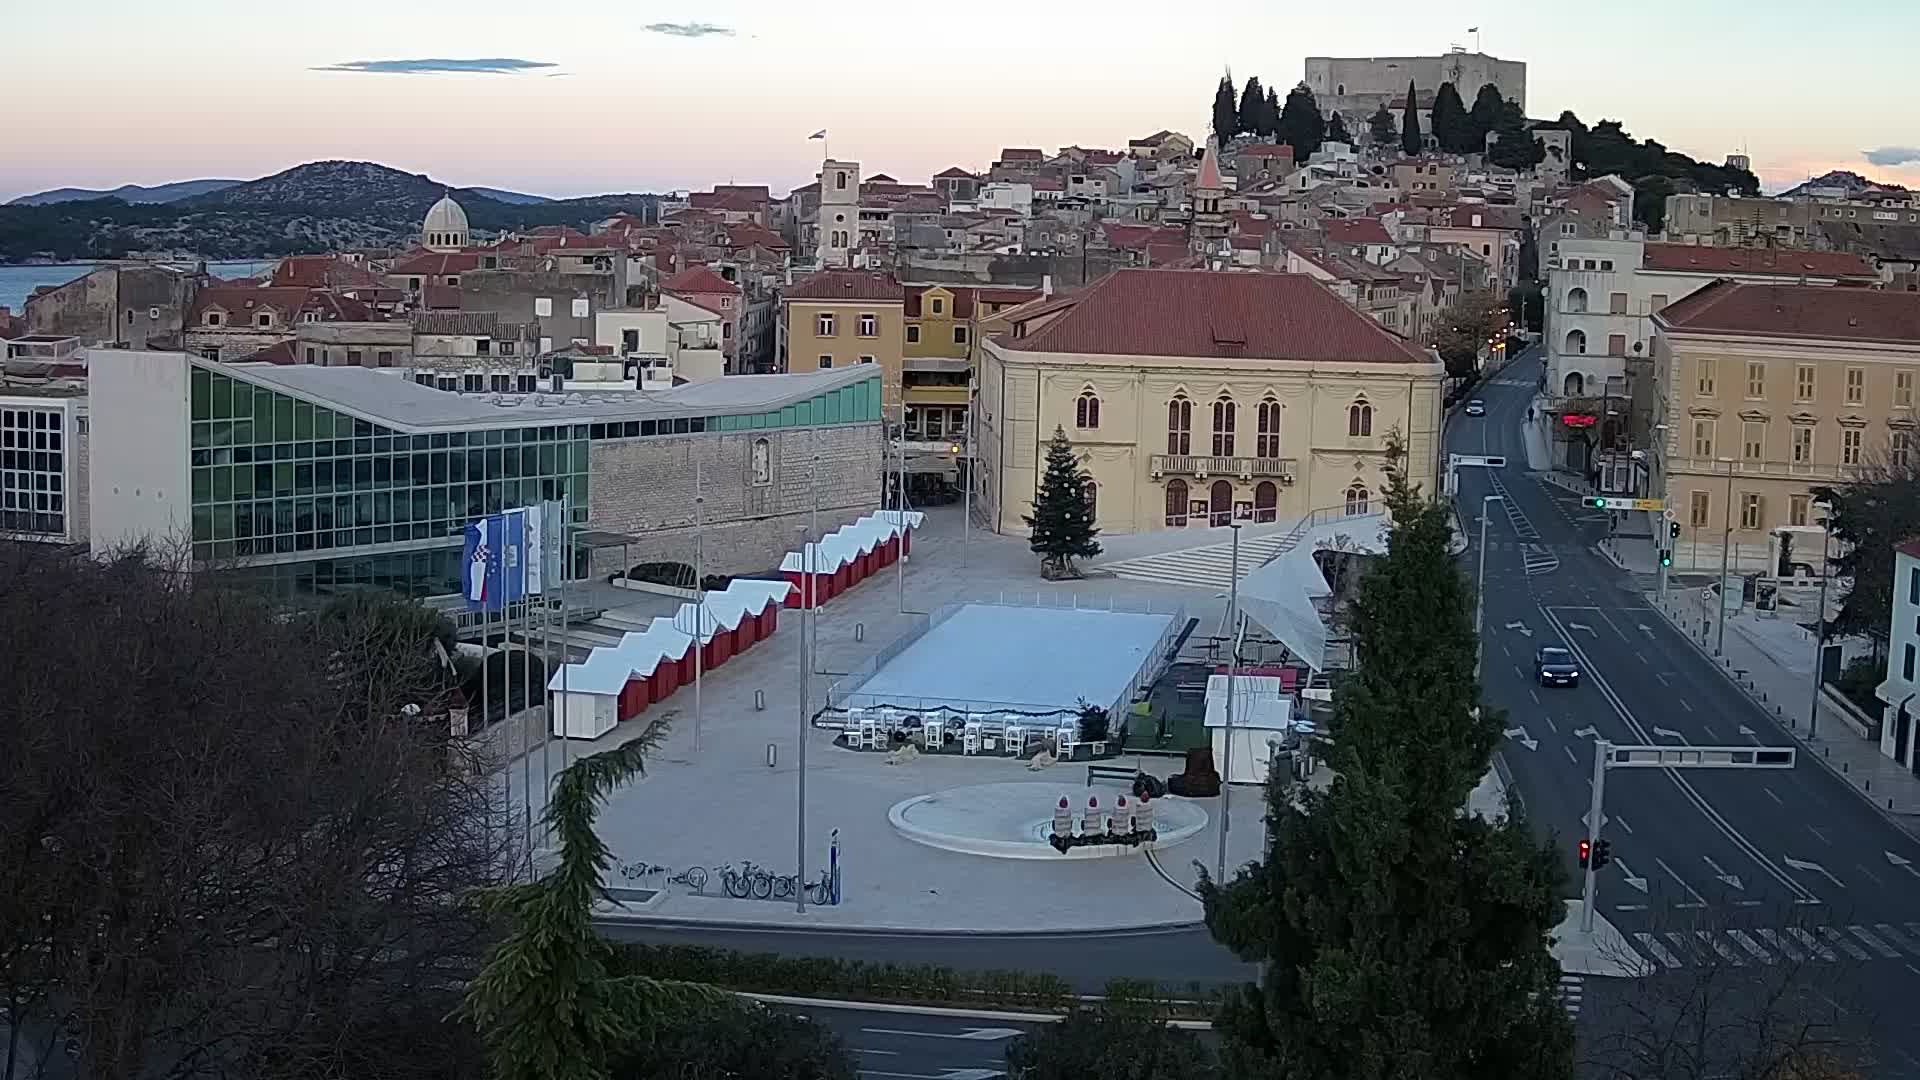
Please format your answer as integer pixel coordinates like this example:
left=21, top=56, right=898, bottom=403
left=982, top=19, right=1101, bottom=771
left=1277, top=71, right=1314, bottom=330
left=192, top=468, right=211, bottom=503
left=293, top=401, right=314, bottom=439
left=271, top=462, right=292, bottom=496
left=192, top=422, right=211, bottom=449
left=273, top=396, right=294, bottom=438
left=255, top=464, right=273, bottom=493
left=430, top=453, right=448, bottom=484
left=211, top=504, right=233, bottom=540
left=253, top=388, right=274, bottom=436
left=521, top=446, right=539, bottom=475
left=314, top=460, right=333, bottom=493
left=295, top=441, right=313, bottom=460
left=233, top=464, right=254, bottom=496
left=211, top=374, right=232, bottom=420
left=209, top=420, right=232, bottom=447
left=295, top=463, right=313, bottom=494
left=570, top=442, right=587, bottom=471
left=191, top=368, right=212, bottom=420
left=373, top=457, right=391, bottom=487
left=230, top=382, right=251, bottom=421
left=232, top=420, right=253, bottom=446
left=212, top=467, right=232, bottom=501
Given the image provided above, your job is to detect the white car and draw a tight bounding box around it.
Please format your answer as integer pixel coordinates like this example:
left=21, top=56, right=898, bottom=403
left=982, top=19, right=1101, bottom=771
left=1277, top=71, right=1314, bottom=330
left=1464, top=399, right=1487, bottom=417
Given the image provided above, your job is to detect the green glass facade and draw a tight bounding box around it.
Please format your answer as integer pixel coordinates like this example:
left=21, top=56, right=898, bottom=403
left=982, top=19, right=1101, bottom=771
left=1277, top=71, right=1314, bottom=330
left=186, top=363, right=883, bottom=598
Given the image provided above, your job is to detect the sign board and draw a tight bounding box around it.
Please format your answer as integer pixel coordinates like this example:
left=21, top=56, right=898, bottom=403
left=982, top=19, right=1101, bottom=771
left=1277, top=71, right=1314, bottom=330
left=1448, top=454, right=1507, bottom=468
left=1589, top=497, right=1665, bottom=512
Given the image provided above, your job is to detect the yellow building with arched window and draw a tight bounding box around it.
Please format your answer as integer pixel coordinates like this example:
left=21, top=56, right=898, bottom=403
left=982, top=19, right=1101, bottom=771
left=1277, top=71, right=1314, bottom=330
left=974, top=269, right=1445, bottom=536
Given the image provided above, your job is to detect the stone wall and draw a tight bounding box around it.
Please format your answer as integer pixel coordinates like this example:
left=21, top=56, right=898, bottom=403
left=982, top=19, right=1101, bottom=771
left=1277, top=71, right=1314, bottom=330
left=586, top=422, right=884, bottom=577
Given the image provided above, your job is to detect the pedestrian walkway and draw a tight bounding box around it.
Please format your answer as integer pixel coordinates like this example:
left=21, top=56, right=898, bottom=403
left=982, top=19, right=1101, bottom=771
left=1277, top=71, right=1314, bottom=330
left=1646, top=589, right=1920, bottom=830
left=1619, top=920, right=1920, bottom=973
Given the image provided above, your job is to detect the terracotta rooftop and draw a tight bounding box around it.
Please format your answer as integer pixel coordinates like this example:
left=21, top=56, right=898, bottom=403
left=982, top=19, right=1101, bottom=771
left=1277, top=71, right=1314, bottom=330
left=1237, top=143, right=1295, bottom=159
left=998, top=148, right=1044, bottom=161
left=1440, top=204, right=1526, bottom=231
left=1640, top=244, right=1877, bottom=280
left=1656, top=281, right=1920, bottom=345
left=661, top=265, right=740, bottom=296
left=1325, top=218, right=1393, bottom=246
left=270, top=255, right=383, bottom=290
left=934, top=166, right=977, bottom=179
left=783, top=270, right=905, bottom=303
left=390, top=250, right=482, bottom=276
left=191, top=286, right=372, bottom=323
left=1896, top=537, right=1920, bottom=561
left=1001, top=269, right=1432, bottom=364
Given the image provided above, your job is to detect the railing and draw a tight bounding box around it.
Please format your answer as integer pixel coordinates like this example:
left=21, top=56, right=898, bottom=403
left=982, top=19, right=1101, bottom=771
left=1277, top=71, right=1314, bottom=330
left=1149, top=454, right=1297, bottom=480
left=1666, top=457, right=1872, bottom=483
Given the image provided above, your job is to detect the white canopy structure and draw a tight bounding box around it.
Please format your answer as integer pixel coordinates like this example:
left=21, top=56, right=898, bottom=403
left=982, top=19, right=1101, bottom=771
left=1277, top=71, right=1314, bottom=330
left=1233, top=511, right=1388, bottom=673
left=1204, top=674, right=1295, bottom=785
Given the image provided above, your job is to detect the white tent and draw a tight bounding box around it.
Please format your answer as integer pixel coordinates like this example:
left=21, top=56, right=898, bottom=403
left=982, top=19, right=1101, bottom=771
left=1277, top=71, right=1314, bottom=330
left=549, top=650, right=636, bottom=739
left=1203, top=674, right=1295, bottom=785
left=1234, top=511, right=1389, bottom=673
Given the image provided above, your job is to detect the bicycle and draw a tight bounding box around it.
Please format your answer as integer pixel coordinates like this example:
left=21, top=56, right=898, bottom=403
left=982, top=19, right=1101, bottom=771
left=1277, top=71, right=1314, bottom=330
left=718, top=861, right=768, bottom=899
left=666, top=866, right=709, bottom=895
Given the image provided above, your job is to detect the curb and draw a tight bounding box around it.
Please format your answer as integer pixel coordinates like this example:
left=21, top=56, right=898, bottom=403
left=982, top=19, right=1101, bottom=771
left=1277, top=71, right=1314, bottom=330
left=592, top=910, right=1210, bottom=938
left=1643, top=593, right=1920, bottom=829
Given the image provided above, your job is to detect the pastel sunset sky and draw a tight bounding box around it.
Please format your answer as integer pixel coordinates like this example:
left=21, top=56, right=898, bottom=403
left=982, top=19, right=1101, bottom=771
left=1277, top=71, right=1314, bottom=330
left=6, top=0, right=1915, bottom=201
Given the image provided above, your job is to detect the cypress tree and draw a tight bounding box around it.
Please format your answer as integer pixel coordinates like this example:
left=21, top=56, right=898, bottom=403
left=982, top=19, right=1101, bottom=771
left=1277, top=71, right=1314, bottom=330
left=1275, top=83, right=1326, bottom=164
left=1325, top=112, right=1351, bottom=146
left=1238, top=76, right=1267, bottom=139
left=1199, top=441, right=1575, bottom=1080
left=1212, top=75, right=1240, bottom=149
left=1023, top=426, right=1101, bottom=579
left=1263, top=86, right=1282, bottom=137
left=1367, top=103, right=1397, bottom=146
left=1467, top=83, right=1506, bottom=150
left=1430, top=81, right=1471, bottom=153
left=1400, top=80, right=1423, bottom=156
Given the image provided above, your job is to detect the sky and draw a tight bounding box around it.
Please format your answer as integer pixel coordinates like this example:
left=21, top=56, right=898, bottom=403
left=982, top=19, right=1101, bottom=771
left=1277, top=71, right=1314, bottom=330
left=5, top=0, right=1918, bottom=202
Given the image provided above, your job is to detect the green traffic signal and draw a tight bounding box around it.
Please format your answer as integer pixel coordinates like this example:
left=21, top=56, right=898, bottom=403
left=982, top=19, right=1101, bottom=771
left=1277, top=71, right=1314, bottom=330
left=1587, top=497, right=1607, bottom=509
left=1660, top=552, right=1673, bottom=567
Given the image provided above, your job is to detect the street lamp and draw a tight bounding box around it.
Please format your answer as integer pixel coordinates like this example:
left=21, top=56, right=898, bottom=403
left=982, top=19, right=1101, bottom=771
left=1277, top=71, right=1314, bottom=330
left=1715, top=457, right=1736, bottom=656
left=1475, top=494, right=1505, bottom=687
left=1215, top=521, right=1243, bottom=883
left=1808, top=502, right=1833, bottom=737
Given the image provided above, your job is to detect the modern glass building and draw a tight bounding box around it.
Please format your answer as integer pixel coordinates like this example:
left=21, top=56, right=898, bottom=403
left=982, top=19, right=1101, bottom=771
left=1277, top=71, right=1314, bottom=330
left=89, top=351, right=884, bottom=598
left=0, top=389, right=83, bottom=542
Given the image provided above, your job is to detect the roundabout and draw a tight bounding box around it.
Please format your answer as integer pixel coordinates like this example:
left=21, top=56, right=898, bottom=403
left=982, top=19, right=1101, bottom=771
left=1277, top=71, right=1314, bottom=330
left=888, top=781, right=1210, bottom=860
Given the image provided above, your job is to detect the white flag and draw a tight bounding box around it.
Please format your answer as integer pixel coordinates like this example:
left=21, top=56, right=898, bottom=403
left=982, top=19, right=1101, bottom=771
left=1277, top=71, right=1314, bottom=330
left=808, top=129, right=828, bottom=140
left=524, top=503, right=545, bottom=596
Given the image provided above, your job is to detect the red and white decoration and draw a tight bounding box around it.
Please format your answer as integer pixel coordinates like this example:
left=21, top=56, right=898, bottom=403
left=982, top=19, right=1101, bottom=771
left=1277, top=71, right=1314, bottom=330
left=778, top=510, right=923, bottom=611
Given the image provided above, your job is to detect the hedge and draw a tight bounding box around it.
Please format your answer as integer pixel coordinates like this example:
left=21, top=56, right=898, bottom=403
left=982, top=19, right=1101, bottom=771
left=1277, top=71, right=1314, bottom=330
left=609, top=944, right=1225, bottom=1018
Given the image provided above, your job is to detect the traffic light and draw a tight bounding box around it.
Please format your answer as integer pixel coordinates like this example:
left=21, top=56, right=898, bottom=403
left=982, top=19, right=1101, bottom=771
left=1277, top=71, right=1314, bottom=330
left=1586, top=496, right=1608, bottom=510
left=1577, top=838, right=1592, bottom=868
left=1660, top=550, right=1673, bottom=567
left=1669, top=520, right=1682, bottom=540
left=1593, top=839, right=1613, bottom=870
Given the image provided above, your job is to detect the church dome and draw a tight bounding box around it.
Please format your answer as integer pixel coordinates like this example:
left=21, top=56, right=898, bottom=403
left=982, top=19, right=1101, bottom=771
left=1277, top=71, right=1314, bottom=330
left=422, top=195, right=470, bottom=251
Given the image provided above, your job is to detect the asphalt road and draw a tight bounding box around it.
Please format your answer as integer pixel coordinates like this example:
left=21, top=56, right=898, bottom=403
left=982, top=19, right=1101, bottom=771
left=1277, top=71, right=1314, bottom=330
left=796, top=1005, right=1042, bottom=1080
left=1456, top=348, right=1920, bottom=1077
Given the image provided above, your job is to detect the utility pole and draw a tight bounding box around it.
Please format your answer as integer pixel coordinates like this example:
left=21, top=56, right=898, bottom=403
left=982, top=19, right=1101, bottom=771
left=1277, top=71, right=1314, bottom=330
left=1808, top=505, right=1832, bottom=737
left=693, top=457, right=705, bottom=754
left=1580, top=740, right=1608, bottom=932
left=1716, top=458, right=1735, bottom=656
left=1475, top=494, right=1503, bottom=687
left=1215, top=522, right=1241, bottom=882
left=896, top=403, right=907, bottom=613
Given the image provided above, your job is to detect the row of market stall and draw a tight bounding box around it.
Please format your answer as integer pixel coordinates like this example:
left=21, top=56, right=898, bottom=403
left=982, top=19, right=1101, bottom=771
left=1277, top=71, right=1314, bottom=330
left=546, top=579, right=794, bottom=739
left=778, top=510, right=924, bottom=611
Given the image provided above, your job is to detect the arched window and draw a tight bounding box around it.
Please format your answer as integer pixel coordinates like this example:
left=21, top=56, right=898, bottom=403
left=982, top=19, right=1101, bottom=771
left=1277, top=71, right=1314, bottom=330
left=1209, top=480, right=1233, bottom=527
left=1564, top=372, right=1585, bottom=396
left=1254, top=481, right=1278, bottom=523
left=1075, top=390, right=1101, bottom=430
left=1348, top=399, right=1373, bottom=437
left=1167, top=396, right=1191, bottom=455
left=1256, top=397, right=1281, bottom=458
left=1083, top=478, right=1098, bottom=523
left=1345, top=482, right=1371, bottom=516
left=1567, top=287, right=1588, bottom=313
left=1165, top=479, right=1189, bottom=527
left=1566, top=329, right=1587, bottom=355
left=1211, top=395, right=1236, bottom=456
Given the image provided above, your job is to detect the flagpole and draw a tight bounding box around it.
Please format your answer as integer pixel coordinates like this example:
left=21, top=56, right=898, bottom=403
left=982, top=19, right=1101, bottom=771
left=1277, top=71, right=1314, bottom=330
left=559, top=497, right=571, bottom=786
left=694, top=456, right=705, bottom=754
left=538, top=503, right=553, bottom=851
left=513, top=513, right=530, bottom=878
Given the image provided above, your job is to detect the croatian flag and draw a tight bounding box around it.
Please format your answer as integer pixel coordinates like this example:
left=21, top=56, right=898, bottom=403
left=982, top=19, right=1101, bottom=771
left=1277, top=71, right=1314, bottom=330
left=464, top=510, right=530, bottom=611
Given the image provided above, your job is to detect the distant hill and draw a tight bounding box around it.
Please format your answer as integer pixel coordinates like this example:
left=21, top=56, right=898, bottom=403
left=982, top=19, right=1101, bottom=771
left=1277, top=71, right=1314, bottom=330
left=9, top=179, right=243, bottom=206
left=1778, top=170, right=1911, bottom=199
left=0, top=160, right=655, bottom=263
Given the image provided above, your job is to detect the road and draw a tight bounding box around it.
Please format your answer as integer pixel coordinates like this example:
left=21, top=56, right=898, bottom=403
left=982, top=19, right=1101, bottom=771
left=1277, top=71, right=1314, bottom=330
left=1455, top=348, right=1920, bottom=1076
left=799, top=1005, right=1042, bottom=1080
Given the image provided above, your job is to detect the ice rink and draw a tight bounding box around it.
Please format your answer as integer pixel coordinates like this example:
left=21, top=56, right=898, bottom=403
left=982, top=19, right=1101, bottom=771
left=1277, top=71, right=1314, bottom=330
left=842, top=602, right=1177, bottom=714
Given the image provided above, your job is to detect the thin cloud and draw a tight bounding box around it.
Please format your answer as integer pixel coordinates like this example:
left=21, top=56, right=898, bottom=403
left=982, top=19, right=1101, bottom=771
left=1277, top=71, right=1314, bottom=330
left=313, top=57, right=558, bottom=75
left=643, top=21, right=734, bottom=38
left=1864, top=146, right=1920, bottom=168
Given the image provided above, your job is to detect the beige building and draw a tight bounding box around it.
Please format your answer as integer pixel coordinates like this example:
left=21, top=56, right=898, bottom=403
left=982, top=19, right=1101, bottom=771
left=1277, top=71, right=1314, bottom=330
left=1648, top=282, right=1920, bottom=571
left=976, top=269, right=1445, bottom=536
left=779, top=270, right=906, bottom=409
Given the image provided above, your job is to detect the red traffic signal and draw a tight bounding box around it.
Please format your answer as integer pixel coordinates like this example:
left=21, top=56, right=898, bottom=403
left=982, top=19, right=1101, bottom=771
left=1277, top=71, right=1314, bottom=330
left=1577, top=839, right=1592, bottom=868
left=1594, top=839, right=1613, bottom=870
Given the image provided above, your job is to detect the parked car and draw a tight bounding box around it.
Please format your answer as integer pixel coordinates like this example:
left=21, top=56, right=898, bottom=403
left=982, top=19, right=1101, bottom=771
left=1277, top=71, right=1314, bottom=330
left=1464, top=399, right=1486, bottom=416
left=1534, top=646, right=1580, bottom=687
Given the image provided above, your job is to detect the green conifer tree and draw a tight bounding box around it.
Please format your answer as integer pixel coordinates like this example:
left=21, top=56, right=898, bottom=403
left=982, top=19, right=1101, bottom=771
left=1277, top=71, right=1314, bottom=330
left=1023, top=426, right=1101, bottom=578
left=1400, top=81, right=1423, bottom=156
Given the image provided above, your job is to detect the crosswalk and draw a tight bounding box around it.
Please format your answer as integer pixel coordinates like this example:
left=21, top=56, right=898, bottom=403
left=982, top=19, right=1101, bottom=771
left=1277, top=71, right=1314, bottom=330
left=1557, top=973, right=1584, bottom=1019
left=1625, top=921, right=1920, bottom=971
left=1102, top=529, right=1304, bottom=591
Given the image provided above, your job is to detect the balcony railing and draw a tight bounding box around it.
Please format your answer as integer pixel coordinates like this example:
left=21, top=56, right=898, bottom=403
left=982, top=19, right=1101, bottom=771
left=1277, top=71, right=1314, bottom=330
left=1149, top=454, right=1297, bottom=481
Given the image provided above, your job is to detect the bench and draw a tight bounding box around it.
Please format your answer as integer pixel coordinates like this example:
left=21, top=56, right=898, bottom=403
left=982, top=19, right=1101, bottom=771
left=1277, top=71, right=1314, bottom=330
left=1087, top=764, right=1140, bottom=788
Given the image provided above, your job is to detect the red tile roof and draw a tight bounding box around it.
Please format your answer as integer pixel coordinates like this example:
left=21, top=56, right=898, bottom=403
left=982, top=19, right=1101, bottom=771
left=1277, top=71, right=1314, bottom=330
left=1895, top=537, right=1920, bottom=561
left=1325, top=218, right=1393, bottom=246
left=1439, top=204, right=1526, bottom=231
left=390, top=250, right=482, bottom=276
left=422, top=285, right=462, bottom=310
left=1099, top=221, right=1187, bottom=251
left=1656, top=281, right=1920, bottom=344
left=661, top=265, right=740, bottom=296
left=935, top=166, right=976, bottom=179
left=1003, top=269, right=1432, bottom=363
left=723, top=224, right=789, bottom=251
left=249, top=341, right=299, bottom=365
left=1640, top=244, right=1876, bottom=280
left=1237, top=143, right=1295, bottom=160
left=690, top=190, right=766, bottom=213
left=270, top=256, right=382, bottom=290
left=1196, top=141, right=1223, bottom=190
left=783, top=270, right=905, bottom=303
left=999, top=148, right=1043, bottom=161
left=191, top=286, right=374, bottom=324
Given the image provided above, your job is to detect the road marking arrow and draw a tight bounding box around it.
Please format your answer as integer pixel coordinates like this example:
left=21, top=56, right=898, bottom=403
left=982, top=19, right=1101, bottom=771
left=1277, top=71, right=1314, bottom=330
left=1652, top=726, right=1686, bottom=740
left=1568, top=621, right=1596, bottom=635
left=1614, top=859, right=1649, bottom=893
left=1782, top=856, right=1846, bottom=890
left=1503, top=726, right=1538, bottom=751
left=1581, top=807, right=1607, bottom=832
left=1702, top=855, right=1745, bottom=891
left=1505, top=621, right=1534, bottom=637
left=1637, top=623, right=1657, bottom=638
left=1887, top=851, right=1920, bottom=878
left=862, top=1028, right=1025, bottom=1042
left=1572, top=725, right=1598, bottom=739
left=1737, top=724, right=1756, bottom=737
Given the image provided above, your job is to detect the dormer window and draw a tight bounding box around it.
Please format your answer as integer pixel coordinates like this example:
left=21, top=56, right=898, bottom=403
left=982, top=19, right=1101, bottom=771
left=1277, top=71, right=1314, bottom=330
left=302, top=311, right=320, bottom=323
left=204, top=311, right=223, bottom=327
left=256, top=313, right=273, bottom=328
